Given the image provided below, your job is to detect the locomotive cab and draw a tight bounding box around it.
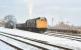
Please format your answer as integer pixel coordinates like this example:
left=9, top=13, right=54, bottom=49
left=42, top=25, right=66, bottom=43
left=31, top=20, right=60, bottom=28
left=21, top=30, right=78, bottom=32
left=36, top=17, right=48, bottom=33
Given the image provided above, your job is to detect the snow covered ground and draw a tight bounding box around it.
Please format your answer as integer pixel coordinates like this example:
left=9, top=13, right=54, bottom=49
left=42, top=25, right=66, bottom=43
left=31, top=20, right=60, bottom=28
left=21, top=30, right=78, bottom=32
left=0, top=34, right=42, bottom=50
left=0, top=40, right=15, bottom=50
left=0, top=27, right=81, bottom=50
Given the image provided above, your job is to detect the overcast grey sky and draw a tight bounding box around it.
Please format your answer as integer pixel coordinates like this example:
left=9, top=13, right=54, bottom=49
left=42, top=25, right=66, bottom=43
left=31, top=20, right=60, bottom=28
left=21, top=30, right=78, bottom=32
left=0, top=0, right=81, bottom=26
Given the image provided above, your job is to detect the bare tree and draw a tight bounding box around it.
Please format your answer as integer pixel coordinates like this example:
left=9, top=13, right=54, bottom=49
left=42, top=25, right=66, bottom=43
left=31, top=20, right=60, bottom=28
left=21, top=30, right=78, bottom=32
left=4, top=15, right=17, bottom=29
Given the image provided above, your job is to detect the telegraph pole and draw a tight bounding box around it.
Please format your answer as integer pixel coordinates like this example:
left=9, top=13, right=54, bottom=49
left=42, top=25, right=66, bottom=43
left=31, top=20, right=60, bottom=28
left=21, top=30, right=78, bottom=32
left=52, top=17, right=54, bottom=26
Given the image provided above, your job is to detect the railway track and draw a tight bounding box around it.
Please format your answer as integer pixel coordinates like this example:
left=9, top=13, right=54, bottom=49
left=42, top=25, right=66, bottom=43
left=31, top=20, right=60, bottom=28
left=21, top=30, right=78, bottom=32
left=0, top=34, right=43, bottom=50
left=0, top=39, right=22, bottom=50
left=0, top=31, right=72, bottom=50
left=44, top=32, right=81, bottom=41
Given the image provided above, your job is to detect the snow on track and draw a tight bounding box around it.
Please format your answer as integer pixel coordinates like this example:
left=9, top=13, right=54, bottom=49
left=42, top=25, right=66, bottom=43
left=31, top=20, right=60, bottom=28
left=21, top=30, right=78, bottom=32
left=0, top=34, right=43, bottom=50
left=0, top=33, right=63, bottom=50
left=0, top=27, right=81, bottom=50
left=0, top=40, right=16, bottom=50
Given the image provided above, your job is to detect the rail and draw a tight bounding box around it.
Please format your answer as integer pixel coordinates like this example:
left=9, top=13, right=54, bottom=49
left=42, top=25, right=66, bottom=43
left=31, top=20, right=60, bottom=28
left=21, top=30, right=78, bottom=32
left=0, top=39, right=22, bottom=50
left=0, top=32, right=70, bottom=50
left=0, top=27, right=81, bottom=50
left=44, top=32, right=81, bottom=41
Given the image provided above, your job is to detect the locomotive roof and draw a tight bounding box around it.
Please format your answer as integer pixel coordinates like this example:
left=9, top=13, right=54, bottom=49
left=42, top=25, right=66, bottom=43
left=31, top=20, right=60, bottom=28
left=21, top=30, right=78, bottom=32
left=25, top=17, right=47, bottom=22
left=26, top=17, right=46, bottom=20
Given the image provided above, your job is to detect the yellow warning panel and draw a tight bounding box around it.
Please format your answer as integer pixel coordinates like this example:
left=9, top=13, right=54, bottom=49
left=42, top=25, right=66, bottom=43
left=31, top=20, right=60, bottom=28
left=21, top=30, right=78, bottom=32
left=36, top=19, right=47, bottom=28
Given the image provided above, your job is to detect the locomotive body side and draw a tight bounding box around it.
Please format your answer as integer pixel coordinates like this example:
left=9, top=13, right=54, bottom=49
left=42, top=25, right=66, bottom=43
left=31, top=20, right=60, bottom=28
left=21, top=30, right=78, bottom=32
left=25, top=18, right=36, bottom=31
